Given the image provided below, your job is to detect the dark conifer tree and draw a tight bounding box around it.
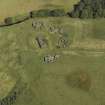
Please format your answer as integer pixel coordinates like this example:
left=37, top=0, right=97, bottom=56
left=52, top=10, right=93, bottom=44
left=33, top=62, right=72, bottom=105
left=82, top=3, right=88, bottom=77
left=68, top=0, right=105, bottom=18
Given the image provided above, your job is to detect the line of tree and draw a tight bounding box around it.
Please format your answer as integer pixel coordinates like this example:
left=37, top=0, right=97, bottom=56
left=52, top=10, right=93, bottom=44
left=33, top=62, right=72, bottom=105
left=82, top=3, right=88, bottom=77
left=30, top=9, right=66, bottom=18
left=4, top=9, right=66, bottom=26
left=68, top=0, right=105, bottom=18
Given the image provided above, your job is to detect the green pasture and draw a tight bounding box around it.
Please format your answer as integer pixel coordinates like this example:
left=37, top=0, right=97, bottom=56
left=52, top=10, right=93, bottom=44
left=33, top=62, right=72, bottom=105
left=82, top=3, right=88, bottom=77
left=0, top=16, right=105, bottom=105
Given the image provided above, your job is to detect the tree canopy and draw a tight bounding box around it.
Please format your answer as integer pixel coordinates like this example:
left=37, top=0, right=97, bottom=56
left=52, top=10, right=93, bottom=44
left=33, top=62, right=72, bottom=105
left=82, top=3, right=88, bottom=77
left=68, top=0, right=105, bottom=18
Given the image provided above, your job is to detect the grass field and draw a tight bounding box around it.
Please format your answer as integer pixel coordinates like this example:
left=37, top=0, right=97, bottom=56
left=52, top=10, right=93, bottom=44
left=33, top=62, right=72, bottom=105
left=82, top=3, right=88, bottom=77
left=0, top=16, right=105, bottom=105
left=0, top=0, right=79, bottom=21
left=1, top=0, right=105, bottom=105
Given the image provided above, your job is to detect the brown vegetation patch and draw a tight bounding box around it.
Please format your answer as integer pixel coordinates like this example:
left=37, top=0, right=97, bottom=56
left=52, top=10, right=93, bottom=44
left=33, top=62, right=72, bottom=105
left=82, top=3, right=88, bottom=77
left=66, top=70, right=91, bottom=91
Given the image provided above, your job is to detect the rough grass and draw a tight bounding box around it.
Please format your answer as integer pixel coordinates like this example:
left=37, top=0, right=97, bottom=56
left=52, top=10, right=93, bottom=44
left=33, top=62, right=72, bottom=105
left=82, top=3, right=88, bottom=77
left=0, top=17, right=105, bottom=105
left=0, top=0, right=79, bottom=21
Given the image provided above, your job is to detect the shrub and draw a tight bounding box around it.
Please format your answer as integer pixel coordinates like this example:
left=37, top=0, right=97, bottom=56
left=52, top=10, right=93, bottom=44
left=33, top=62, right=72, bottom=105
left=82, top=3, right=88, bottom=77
left=30, top=9, right=66, bottom=18
left=30, top=10, right=37, bottom=18
left=5, top=13, right=30, bottom=25
left=30, top=9, right=51, bottom=18
left=5, top=17, right=14, bottom=25
left=50, top=9, right=66, bottom=17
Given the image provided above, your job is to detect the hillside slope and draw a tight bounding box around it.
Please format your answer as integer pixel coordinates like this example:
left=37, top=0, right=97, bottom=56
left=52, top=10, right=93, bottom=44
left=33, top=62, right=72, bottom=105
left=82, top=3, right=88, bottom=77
left=0, top=0, right=79, bottom=21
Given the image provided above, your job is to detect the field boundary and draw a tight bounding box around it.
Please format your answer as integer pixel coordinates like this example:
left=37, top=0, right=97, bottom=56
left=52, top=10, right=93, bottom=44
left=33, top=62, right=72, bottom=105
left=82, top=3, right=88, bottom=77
left=0, top=8, right=67, bottom=28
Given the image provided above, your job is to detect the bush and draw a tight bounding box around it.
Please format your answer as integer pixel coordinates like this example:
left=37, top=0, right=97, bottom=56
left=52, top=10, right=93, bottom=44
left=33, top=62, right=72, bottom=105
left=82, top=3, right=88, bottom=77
left=30, top=9, right=66, bottom=18
left=30, top=9, right=51, bottom=18
left=5, top=17, right=13, bottom=25
left=50, top=9, right=66, bottom=17
left=5, top=13, right=30, bottom=25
